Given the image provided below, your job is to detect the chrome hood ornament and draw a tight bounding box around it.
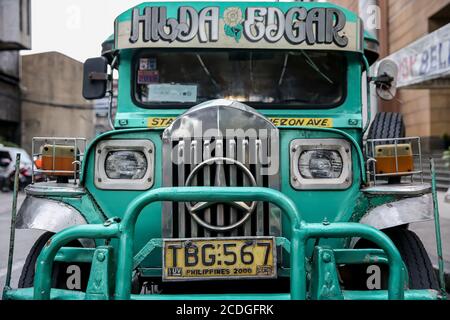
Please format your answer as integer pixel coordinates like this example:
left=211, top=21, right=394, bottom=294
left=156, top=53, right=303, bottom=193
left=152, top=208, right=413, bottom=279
left=185, top=157, right=258, bottom=232
left=162, top=99, right=277, bottom=141
left=162, top=99, right=281, bottom=238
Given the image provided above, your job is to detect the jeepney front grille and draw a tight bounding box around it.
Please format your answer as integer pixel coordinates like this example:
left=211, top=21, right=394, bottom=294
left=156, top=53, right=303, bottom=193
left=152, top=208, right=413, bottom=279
left=162, top=137, right=281, bottom=238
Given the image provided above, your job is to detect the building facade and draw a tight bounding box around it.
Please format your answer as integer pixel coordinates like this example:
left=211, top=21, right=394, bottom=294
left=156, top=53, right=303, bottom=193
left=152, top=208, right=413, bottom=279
left=21, top=52, right=95, bottom=153
left=333, top=0, right=450, bottom=152
left=0, top=0, right=31, bottom=145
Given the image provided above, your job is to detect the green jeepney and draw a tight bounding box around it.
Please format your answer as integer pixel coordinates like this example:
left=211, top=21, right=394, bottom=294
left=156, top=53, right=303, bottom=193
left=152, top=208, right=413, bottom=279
left=3, top=1, right=447, bottom=300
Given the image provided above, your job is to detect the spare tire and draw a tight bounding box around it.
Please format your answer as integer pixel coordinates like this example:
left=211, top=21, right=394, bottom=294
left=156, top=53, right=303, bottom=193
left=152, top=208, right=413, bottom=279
left=368, top=112, right=406, bottom=142
left=368, top=112, right=406, bottom=184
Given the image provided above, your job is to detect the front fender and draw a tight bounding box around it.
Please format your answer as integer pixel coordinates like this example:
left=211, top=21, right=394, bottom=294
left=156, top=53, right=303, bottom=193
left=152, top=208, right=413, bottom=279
left=360, top=194, right=433, bottom=230
left=17, top=196, right=88, bottom=233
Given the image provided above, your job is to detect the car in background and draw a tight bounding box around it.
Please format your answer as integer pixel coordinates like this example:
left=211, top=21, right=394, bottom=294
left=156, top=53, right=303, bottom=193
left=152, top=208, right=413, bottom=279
left=0, top=146, right=41, bottom=192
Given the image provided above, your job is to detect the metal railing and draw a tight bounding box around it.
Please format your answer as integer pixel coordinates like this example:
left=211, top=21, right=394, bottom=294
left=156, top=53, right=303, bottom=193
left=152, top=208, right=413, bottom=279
left=365, top=137, right=424, bottom=186
left=31, top=137, right=87, bottom=185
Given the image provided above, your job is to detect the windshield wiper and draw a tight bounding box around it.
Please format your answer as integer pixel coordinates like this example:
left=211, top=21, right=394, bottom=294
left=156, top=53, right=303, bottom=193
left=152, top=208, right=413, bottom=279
left=196, top=54, right=220, bottom=91
left=278, top=54, right=289, bottom=86
left=300, top=51, right=334, bottom=85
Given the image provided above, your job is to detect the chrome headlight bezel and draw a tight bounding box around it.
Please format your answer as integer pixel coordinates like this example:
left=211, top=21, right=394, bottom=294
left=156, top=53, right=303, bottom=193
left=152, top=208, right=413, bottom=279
left=95, top=140, right=155, bottom=190
left=290, top=139, right=352, bottom=190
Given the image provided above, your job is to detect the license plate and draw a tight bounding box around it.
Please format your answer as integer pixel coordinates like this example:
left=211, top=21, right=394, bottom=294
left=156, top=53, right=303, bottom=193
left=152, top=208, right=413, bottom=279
left=163, top=237, right=277, bottom=281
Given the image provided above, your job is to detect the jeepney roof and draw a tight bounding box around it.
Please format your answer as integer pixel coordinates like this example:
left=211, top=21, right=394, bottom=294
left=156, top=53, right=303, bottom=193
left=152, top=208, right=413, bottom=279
left=113, top=1, right=364, bottom=54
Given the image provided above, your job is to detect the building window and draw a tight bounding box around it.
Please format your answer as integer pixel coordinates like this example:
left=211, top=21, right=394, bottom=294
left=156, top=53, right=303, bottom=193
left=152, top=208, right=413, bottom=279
left=27, top=0, right=31, bottom=36
left=19, top=0, right=23, bottom=32
left=429, top=4, right=450, bottom=32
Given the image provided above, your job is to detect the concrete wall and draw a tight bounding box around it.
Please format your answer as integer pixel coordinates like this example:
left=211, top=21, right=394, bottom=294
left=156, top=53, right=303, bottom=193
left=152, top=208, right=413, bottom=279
left=0, top=0, right=31, bottom=145
left=20, top=52, right=95, bottom=153
left=0, top=51, right=20, bottom=123
left=332, top=0, right=359, bottom=12
left=0, top=0, right=31, bottom=50
left=0, top=51, right=21, bottom=144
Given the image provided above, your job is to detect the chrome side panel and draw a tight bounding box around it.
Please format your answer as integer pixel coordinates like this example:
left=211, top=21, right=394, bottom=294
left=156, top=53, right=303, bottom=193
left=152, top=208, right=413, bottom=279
left=362, top=183, right=431, bottom=196
left=16, top=196, right=88, bottom=233
left=360, top=194, right=433, bottom=230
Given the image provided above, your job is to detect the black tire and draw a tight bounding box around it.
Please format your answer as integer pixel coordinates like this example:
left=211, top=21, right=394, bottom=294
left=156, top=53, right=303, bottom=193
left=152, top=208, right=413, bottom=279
left=18, top=232, right=53, bottom=288
left=385, top=228, right=439, bottom=290
left=368, top=112, right=406, bottom=141
left=343, top=228, right=439, bottom=291
left=368, top=112, right=406, bottom=184
left=19, top=232, right=91, bottom=290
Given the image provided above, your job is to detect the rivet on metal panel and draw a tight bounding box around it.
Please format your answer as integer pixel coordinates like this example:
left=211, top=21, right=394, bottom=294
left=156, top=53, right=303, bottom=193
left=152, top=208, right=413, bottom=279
left=322, top=253, right=332, bottom=263
left=97, top=252, right=105, bottom=262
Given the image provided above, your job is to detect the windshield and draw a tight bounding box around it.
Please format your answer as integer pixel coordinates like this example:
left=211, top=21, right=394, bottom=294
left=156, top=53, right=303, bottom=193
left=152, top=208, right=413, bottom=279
left=135, top=50, right=346, bottom=108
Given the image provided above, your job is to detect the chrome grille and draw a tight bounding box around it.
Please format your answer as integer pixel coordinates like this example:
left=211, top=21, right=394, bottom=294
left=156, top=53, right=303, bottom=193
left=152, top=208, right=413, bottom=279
left=162, top=137, right=281, bottom=238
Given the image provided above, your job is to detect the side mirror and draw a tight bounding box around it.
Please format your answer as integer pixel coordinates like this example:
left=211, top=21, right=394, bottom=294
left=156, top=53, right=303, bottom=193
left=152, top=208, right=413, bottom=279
left=373, top=59, right=399, bottom=101
left=83, top=57, right=109, bottom=100
left=0, top=158, right=11, bottom=167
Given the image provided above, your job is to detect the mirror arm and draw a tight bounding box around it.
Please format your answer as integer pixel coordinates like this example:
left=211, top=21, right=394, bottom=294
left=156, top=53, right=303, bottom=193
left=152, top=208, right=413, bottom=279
left=88, top=72, right=110, bottom=81
left=107, top=54, right=120, bottom=130
left=369, top=73, right=394, bottom=88
left=362, top=55, right=372, bottom=135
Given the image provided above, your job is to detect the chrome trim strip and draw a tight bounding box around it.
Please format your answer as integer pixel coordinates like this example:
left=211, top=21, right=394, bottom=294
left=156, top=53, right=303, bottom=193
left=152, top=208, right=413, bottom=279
left=362, top=183, right=431, bottom=196
left=162, top=137, right=173, bottom=238
left=177, top=140, right=186, bottom=238
left=241, top=138, right=252, bottom=236
left=190, top=140, right=199, bottom=237
left=228, top=139, right=238, bottom=236
left=203, top=140, right=212, bottom=237
left=26, top=182, right=86, bottom=197
left=215, top=139, right=225, bottom=237
left=255, top=139, right=264, bottom=236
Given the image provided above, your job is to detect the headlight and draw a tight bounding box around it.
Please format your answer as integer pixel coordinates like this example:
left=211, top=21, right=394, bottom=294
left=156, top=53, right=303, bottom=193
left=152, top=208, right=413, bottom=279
left=290, top=139, right=352, bottom=190
left=105, top=151, right=147, bottom=179
left=299, top=150, right=343, bottom=179
left=95, top=140, right=154, bottom=190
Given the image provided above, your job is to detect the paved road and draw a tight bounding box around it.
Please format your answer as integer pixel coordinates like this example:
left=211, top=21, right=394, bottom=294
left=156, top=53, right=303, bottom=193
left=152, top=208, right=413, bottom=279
left=0, top=190, right=449, bottom=297
left=410, top=192, right=450, bottom=275
left=0, top=192, right=44, bottom=293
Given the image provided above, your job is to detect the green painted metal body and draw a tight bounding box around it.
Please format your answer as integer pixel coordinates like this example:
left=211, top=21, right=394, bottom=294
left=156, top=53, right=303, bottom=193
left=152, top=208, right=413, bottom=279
left=3, top=1, right=446, bottom=300
left=63, top=1, right=379, bottom=270
left=5, top=187, right=419, bottom=300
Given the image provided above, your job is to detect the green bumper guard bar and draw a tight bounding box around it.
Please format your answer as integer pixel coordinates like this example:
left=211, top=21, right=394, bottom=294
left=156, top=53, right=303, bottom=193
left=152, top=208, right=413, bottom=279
left=3, top=187, right=441, bottom=300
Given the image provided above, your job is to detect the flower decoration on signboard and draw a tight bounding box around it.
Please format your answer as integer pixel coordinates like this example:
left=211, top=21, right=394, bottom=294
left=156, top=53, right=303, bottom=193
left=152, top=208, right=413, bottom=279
left=223, top=7, right=244, bottom=43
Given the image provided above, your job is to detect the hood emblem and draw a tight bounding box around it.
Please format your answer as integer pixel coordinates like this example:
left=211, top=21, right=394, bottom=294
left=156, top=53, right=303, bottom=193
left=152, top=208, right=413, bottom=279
left=185, top=157, right=257, bottom=232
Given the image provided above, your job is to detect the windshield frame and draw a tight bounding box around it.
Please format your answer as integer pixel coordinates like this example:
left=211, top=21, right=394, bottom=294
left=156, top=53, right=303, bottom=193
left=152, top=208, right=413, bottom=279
left=131, top=48, right=348, bottom=110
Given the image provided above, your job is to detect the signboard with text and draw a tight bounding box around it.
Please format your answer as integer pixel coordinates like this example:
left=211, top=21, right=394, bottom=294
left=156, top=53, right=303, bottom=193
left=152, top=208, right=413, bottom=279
left=386, top=23, right=450, bottom=89
left=115, top=2, right=362, bottom=52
